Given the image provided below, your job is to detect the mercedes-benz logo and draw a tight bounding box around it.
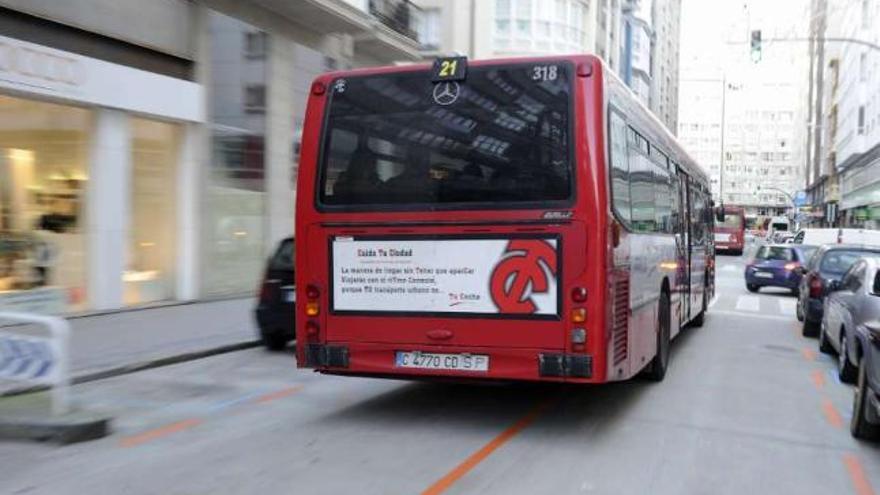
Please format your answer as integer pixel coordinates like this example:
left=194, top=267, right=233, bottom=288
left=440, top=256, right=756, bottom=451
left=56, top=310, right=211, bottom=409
left=432, top=81, right=461, bottom=106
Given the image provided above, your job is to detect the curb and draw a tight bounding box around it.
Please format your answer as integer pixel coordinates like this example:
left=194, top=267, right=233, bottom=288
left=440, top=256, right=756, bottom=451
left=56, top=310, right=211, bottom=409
left=1, top=340, right=262, bottom=398
left=0, top=414, right=111, bottom=444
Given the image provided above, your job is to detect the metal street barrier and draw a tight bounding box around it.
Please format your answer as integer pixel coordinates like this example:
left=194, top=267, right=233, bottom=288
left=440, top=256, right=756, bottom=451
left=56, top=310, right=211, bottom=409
left=0, top=312, right=70, bottom=415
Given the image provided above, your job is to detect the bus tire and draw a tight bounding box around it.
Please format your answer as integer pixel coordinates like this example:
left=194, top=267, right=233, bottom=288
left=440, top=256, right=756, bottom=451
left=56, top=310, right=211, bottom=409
left=851, top=358, right=880, bottom=441
left=691, top=289, right=707, bottom=328
left=644, top=291, right=671, bottom=382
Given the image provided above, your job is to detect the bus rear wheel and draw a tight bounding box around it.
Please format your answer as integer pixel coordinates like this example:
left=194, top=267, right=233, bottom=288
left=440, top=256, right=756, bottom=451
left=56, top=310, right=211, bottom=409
left=644, top=291, right=671, bottom=382
left=691, top=289, right=707, bottom=328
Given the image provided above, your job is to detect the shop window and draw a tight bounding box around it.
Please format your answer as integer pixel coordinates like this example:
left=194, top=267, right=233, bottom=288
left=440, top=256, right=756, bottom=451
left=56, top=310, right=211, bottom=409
left=206, top=10, right=268, bottom=297
left=0, top=95, right=90, bottom=313
left=127, top=118, right=179, bottom=306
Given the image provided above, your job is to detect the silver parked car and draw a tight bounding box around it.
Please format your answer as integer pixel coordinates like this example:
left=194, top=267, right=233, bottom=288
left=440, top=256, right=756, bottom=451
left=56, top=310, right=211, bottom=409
left=821, top=256, right=880, bottom=384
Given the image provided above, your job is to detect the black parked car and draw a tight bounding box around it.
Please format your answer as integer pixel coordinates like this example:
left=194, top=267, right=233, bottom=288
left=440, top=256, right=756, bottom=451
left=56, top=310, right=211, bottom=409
left=797, top=245, right=880, bottom=337
left=254, top=237, right=295, bottom=350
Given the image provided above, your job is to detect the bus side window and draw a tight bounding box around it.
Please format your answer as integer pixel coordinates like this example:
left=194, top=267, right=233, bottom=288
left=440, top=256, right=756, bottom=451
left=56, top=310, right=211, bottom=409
left=609, top=111, right=631, bottom=224
left=629, top=129, right=655, bottom=232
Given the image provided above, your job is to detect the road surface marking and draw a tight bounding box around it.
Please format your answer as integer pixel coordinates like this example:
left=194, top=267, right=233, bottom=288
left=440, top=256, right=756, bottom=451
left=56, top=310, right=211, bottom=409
left=120, top=418, right=202, bottom=448
left=844, top=454, right=877, bottom=495
left=821, top=397, right=843, bottom=428
left=778, top=299, right=797, bottom=315
left=254, top=385, right=302, bottom=404
left=421, top=400, right=553, bottom=495
left=711, top=309, right=791, bottom=322
left=802, top=348, right=817, bottom=361
left=811, top=369, right=825, bottom=389
left=119, top=385, right=303, bottom=448
left=735, top=295, right=761, bottom=312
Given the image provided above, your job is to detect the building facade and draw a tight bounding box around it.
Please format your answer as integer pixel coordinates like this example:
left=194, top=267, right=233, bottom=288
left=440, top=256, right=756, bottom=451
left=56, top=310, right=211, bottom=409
left=412, top=0, right=681, bottom=132
left=828, top=0, right=880, bottom=228
left=678, top=0, right=809, bottom=223
left=0, top=0, right=421, bottom=314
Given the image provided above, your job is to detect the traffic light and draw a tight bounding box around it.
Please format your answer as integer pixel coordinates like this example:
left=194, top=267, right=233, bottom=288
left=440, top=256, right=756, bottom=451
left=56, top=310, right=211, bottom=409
left=750, top=30, right=762, bottom=63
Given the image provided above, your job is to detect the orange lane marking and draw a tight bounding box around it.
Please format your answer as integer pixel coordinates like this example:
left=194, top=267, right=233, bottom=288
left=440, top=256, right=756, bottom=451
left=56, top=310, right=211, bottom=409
left=811, top=369, right=826, bottom=389
left=254, top=385, right=303, bottom=404
left=119, top=418, right=202, bottom=448
left=844, top=454, right=877, bottom=495
left=421, top=400, right=553, bottom=495
left=821, top=397, right=844, bottom=429
left=802, top=348, right=817, bottom=361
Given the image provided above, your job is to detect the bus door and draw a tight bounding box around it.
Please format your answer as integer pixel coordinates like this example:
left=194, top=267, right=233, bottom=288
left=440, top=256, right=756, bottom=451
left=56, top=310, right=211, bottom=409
left=675, top=170, right=690, bottom=322
left=687, top=180, right=706, bottom=317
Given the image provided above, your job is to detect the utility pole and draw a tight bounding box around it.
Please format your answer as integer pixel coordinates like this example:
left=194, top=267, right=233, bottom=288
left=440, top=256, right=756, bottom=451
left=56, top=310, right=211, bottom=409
left=719, top=74, right=727, bottom=205
left=805, top=0, right=816, bottom=189
left=811, top=0, right=827, bottom=187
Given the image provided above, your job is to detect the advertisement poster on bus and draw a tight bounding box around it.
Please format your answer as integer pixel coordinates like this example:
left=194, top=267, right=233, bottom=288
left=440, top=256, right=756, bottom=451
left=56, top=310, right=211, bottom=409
left=331, top=237, right=559, bottom=316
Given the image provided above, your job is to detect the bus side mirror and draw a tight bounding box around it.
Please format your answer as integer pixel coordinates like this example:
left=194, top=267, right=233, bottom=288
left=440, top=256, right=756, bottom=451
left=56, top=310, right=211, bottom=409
left=715, top=206, right=726, bottom=223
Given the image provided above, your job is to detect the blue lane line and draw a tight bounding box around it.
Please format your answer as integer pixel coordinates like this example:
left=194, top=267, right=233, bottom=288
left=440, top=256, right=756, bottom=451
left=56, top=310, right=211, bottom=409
left=205, top=390, right=269, bottom=415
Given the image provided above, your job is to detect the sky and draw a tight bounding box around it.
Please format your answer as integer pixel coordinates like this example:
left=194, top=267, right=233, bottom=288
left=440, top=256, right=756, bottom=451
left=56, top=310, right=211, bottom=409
left=680, top=0, right=811, bottom=78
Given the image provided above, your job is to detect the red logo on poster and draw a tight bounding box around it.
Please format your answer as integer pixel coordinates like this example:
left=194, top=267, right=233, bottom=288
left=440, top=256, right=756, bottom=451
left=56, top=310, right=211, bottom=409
left=490, top=240, right=557, bottom=313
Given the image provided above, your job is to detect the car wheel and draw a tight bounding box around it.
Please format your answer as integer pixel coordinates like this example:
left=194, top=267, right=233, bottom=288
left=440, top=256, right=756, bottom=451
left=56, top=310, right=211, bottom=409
left=818, top=322, right=834, bottom=354
left=838, top=334, right=858, bottom=384
left=644, top=291, right=671, bottom=382
left=851, top=358, right=880, bottom=441
left=802, top=318, right=819, bottom=338
left=262, top=331, right=289, bottom=351
left=746, top=283, right=759, bottom=293
left=796, top=298, right=804, bottom=322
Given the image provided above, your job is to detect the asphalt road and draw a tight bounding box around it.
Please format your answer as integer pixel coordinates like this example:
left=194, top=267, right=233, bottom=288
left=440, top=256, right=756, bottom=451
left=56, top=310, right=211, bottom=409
left=1, top=246, right=878, bottom=495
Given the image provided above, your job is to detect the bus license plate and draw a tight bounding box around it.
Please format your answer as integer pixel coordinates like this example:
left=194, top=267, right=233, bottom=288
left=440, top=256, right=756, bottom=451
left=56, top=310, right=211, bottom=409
left=395, top=351, right=489, bottom=372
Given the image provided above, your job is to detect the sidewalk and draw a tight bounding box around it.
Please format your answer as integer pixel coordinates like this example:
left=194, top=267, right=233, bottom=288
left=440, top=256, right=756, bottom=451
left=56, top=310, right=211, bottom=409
left=1, top=298, right=262, bottom=394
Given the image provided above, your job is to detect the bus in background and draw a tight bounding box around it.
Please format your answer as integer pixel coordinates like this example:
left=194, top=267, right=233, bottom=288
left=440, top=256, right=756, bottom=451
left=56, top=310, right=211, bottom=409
left=295, top=55, right=715, bottom=384
left=714, top=205, right=746, bottom=255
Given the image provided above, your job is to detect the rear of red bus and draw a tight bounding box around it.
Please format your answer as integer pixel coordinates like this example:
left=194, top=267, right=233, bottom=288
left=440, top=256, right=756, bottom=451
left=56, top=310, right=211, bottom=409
left=295, top=56, right=612, bottom=383
left=714, top=206, right=745, bottom=255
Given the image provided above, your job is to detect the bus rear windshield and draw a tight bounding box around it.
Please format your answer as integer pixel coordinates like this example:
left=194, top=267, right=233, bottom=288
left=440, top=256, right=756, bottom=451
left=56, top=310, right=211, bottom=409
left=718, top=213, right=743, bottom=229
left=317, top=63, right=573, bottom=208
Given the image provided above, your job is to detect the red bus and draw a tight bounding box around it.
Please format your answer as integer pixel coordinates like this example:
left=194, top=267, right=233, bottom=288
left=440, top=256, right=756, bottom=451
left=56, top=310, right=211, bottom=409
left=713, top=205, right=746, bottom=255
left=295, top=55, right=714, bottom=383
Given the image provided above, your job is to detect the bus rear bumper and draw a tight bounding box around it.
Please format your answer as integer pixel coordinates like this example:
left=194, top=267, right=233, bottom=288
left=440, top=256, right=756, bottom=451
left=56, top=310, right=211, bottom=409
left=302, top=342, right=600, bottom=383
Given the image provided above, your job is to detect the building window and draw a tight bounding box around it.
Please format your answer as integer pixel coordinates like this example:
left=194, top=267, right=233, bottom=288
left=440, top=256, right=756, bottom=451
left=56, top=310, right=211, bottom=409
left=860, top=52, right=868, bottom=82
left=417, top=8, right=441, bottom=50
left=244, top=85, right=266, bottom=114
left=858, top=105, right=866, bottom=135
left=244, top=31, right=268, bottom=59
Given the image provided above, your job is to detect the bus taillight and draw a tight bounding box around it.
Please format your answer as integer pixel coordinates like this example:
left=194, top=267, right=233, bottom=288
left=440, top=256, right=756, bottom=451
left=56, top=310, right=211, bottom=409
left=571, top=308, right=587, bottom=323
left=305, top=285, right=321, bottom=316
left=571, top=287, right=588, bottom=302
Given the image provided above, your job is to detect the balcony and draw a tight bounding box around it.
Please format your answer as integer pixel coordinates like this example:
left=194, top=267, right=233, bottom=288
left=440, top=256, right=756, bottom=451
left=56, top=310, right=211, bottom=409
left=353, top=0, right=422, bottom=63
left=368, top=0, right=419, bottom=41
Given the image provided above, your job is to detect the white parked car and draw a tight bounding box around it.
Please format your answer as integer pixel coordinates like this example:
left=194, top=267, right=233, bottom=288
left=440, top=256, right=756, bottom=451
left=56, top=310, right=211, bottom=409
left=792, top=228, right=880, bottom=247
